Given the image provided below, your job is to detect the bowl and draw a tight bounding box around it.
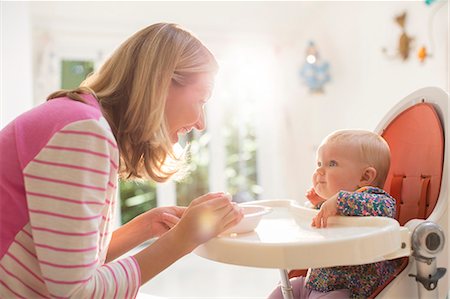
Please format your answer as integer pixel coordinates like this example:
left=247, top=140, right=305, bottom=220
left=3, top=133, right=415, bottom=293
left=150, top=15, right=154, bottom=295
left=222, top=205, right=272, bottom=235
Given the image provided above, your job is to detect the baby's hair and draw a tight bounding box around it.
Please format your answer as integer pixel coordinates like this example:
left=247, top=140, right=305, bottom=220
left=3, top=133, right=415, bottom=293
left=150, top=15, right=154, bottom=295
left=322, top=129, right=391, bottom=188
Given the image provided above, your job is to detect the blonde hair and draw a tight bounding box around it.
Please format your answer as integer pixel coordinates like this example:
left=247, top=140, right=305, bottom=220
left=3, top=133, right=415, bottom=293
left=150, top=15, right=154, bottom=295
left=47, top=23, right=218, bottom=182
left=322, top=129, right=391, bottom=188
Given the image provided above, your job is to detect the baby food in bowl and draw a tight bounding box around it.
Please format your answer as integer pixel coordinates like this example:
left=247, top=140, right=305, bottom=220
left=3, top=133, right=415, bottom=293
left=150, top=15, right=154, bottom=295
left=222, top=205, right=272, bottom=235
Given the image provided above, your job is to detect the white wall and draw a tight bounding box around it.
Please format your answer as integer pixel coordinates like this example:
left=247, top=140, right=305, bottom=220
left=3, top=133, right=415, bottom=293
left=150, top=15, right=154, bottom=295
left=3, top=1, right=449, bottom=202
left=275, top=1, right=449, bottom=201
left=1, top=2, right=33, bottom=128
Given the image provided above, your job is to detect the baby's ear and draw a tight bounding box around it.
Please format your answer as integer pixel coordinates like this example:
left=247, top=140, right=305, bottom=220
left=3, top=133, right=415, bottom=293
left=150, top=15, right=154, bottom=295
left=360, top=167, right=377, bottom=186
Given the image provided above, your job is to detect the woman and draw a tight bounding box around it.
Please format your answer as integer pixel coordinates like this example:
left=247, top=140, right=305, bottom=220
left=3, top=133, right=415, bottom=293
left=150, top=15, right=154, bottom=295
left=0, top=23, right=243, bottom=298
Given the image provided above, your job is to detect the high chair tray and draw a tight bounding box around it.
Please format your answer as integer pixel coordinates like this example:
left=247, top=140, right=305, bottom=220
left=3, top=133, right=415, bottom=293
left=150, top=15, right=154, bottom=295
left=194, top=199, right=408, bottom=269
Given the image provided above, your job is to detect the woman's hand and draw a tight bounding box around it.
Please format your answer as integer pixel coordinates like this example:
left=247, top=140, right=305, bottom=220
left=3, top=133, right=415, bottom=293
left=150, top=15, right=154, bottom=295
left=311, top=193, right=338, bottom=228
left=171, top=192, right=243, bottom=250
left=134, top=206, right=187, bottom=238
left=133, top=192, right=243, bottom=284
left=106, top=205, right=186, bottom=262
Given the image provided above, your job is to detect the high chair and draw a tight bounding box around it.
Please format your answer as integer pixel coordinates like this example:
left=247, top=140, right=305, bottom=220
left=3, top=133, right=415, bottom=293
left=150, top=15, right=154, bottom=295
left=369, top=87, right=448, bottom=298
left=195, top=87, right=448, bottom=299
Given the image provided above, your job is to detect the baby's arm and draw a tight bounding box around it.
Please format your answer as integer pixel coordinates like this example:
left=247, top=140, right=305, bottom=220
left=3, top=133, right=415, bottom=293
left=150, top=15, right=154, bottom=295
left=312, top=189, right=396, bottom=228
left=311, top=194, right=338, bottom=228
left=337, top=190, right=396, bottom=218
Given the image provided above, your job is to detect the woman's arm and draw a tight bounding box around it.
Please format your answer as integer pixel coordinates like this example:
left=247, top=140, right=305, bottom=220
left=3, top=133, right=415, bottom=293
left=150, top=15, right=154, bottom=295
left=133, top=192, right=243, bottom=284
left=22, top=119, right=141, bottom=298
left=106, top=216, right=149, bottom=263
left=106, top=206, right=185, bottom=262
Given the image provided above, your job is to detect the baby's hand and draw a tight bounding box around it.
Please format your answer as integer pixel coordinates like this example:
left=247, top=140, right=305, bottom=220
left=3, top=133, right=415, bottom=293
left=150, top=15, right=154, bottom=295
left=311, top=193, right=338, bottom=228
left=305, top=188, right=325, bottom=208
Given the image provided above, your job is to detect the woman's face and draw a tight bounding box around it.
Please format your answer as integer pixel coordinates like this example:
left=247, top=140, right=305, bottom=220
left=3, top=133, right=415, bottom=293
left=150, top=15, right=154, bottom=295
left=312, top=142, right=366, bottom=199
left=165, top=73, right=214, bottom=144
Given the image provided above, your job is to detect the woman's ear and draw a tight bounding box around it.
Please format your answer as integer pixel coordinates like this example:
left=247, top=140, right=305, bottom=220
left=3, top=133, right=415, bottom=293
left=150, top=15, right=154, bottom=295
left=360, top=167, right=377, bottom=186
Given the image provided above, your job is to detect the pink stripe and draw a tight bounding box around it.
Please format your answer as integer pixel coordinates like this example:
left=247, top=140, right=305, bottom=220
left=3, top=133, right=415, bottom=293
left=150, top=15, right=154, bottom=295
left=33, top=159, right=109, bottom=175
left=5, top=252, right=45, bottom=283
left=44, top=276, right=90, bottom=285
left=0, top=264, right=48, bottom=298
left=99, top=231, right=110, bottom=237
left=90, top=279, right=97, bottom=299
left=117, top=260, right=130, bottom=299
left=14, top=240, right=37, bottom=258
left=29, top=209, right=101, bottom=220
left=98, top=270, right=106, bottom=299
left=44, top=145, right=110, bottom=159
left=101, top=215, right=112, bottom=222
left=130, top=256, right=141, bottom=289
left=24, top=173, right=106, bottom=191
left=27, top=191, right=104, bottom=206
left=59, top=130, right=117, bottom=149
left=127, top=259, right=139, bottom=299
left=0, top=280, right=26, bottom=299
left=40, top=258, right=98, bottom=269
left=31, top=226, right=98, bottom=236
left=107, top=181, right=116, bottom=188
left=104, top=265, right=118, bottom=299
left=110, top=159, right=118, bottom=170
left=35, top=243, right=97, bottom=253
left=21, top=229, right=33, bottom=239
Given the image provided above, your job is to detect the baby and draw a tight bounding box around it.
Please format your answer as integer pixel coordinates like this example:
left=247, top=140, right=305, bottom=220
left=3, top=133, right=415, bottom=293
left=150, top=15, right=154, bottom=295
left=269, top=129, right=397, bottom=298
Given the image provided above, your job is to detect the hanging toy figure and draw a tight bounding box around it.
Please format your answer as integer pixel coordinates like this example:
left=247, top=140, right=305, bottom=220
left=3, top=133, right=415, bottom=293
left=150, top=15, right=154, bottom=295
left=396, top=12, right=414, bottom=60
left=299, top=41, right=330, bottom=94
left=417, top=46, right=428, bottom=63
left=382, top=11, right=414, bottom=61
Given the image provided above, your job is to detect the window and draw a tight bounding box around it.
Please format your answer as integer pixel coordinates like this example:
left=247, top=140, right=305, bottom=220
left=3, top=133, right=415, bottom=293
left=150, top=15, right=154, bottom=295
left=175, top=131, right=210, bottom=206
left=119, top=180, right=157, bottom=224
left=224, top=114, right=260, bottom=202
left=60, top=60, right=94, bottom=89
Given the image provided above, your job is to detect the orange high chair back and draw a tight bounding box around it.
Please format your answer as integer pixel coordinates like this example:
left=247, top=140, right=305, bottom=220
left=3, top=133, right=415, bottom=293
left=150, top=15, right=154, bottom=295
left=369, top=92, right=446, bottom=298
left=382, top=102, right=444, bottom=226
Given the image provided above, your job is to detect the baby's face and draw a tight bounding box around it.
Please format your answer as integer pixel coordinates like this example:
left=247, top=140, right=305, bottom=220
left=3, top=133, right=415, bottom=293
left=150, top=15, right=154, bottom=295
left=312, top=142, right=367, bottom=199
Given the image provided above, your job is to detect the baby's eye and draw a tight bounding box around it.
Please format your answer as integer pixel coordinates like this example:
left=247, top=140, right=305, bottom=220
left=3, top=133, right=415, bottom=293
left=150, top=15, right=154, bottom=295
left=317, top=161, right=322, bottom=167
left=329, top=160, right=338, bottom=167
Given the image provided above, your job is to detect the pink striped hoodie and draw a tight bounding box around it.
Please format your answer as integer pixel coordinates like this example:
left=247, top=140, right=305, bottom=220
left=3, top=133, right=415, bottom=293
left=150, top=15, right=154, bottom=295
left=0, top=94, right=141, bottom=298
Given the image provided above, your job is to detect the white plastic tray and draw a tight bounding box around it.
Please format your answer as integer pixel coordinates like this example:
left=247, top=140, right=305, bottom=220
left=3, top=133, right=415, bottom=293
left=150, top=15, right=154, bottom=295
left=195, top=199, right=409, bottom=269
